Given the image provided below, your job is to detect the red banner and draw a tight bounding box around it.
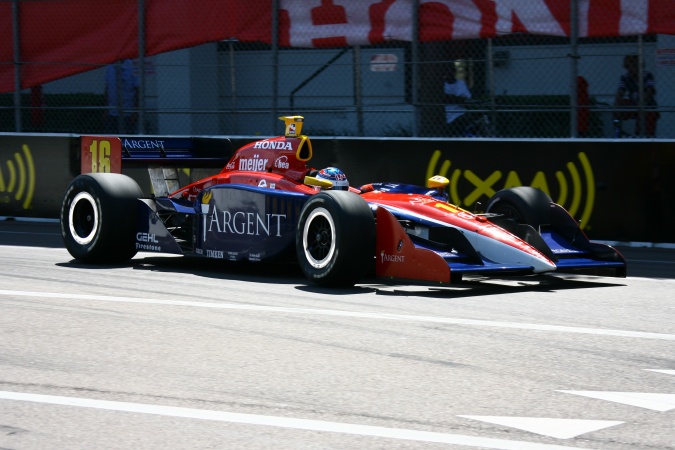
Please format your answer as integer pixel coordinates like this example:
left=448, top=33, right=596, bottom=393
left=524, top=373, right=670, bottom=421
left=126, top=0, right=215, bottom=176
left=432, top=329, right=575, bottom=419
left=0, top=0, right=270, bottom=93
left=1, top=0, right=673, bottom=93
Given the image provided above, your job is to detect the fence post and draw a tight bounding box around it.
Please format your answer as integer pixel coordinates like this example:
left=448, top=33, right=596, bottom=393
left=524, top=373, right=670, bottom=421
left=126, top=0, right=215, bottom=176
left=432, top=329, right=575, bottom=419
left=353, top=46, right=364, bottom=136
left=637, top=34, right=645, bottom=137
left=487, top=38, right=496, bottom=133
left=138, top=0, right=146, bottom=134
left=569, top=0, right=579, bottom=138
left=12, top=0, right=22, bottom=132
left=411, top=0, right=420, bottom=137
left=227, top=39, right=238, bottom=133
left=272, top=0, right=280, bottom=135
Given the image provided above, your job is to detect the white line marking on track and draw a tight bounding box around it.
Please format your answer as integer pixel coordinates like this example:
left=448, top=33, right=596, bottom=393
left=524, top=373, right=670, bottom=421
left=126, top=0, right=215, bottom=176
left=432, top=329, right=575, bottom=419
left=0, top=391, right=587, bottom=450
left=644, top=369, right=675, bottom=376
left=2, top=289, right=675, bottom=341
left=629, top=277, right=675, bottom=283
left=558, top=391, right=675, bottom=412
left=457, top=416, right=623, bottom=439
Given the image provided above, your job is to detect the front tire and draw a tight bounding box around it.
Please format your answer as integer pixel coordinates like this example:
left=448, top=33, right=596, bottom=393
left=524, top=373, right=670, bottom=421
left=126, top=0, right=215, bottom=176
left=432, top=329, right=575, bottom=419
left=60, top=173, right=143, bottom=263
left=296, top=191, right=375, bottom=287
left=486, top=186, right=552, bottom=228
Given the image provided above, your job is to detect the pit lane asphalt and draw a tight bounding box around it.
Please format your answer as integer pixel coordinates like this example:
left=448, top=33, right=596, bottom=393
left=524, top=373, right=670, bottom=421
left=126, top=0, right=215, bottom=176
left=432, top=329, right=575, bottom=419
left=1, top=219, right=674, bottom=449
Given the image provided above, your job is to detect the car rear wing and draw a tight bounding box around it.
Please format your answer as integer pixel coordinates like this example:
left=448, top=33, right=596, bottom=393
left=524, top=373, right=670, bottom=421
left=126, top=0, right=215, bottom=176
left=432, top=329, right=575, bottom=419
left=80, top=136, right=232, bottom=196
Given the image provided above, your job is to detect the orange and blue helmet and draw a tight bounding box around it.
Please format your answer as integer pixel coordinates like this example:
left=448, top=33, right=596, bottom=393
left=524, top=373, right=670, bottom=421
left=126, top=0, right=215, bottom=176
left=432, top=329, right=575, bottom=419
left=316, top=167, right=349, bottom=190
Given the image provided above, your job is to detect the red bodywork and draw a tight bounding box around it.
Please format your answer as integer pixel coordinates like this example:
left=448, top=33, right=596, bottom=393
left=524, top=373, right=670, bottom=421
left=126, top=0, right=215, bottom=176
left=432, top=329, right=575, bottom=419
left=375, top=206, right=452, bottom=283
left=170, top=135, right=318, bottom=201
left=365, top=191, right=556, bottom=283
left=363, top=191, right=553, bottom=265
left=165, top=131, right=556, bottom=285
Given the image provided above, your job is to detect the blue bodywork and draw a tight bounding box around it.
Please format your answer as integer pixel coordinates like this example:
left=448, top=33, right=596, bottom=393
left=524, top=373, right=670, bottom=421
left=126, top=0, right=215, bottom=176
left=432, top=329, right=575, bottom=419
left=136, top=185, right=309, bottom=262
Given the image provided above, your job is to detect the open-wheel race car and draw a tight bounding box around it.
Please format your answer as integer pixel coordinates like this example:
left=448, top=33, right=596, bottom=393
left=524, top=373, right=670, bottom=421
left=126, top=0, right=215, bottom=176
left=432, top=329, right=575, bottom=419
left=61, top=116, right=626, bottom=287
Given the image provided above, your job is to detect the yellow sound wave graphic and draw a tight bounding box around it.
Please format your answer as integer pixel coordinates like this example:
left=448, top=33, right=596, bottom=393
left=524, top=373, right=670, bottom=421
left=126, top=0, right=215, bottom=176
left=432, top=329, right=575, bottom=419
left=0, top=145, right=36, bottom=210
left=426, top=150, right=595, bottom=229
left=556, top=152, right=595, bottom=228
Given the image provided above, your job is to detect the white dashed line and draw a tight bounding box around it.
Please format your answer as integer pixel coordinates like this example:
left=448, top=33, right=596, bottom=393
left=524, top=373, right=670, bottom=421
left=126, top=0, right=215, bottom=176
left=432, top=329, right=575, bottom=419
left=0, top=391, right=587, bottom=450
left=558, top=391, right=675, bottom=412
left=457, top=416, right=623, bottom=439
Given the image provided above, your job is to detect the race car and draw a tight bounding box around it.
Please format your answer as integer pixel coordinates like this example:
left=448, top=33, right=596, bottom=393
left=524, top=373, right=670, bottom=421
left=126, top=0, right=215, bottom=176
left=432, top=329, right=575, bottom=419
left=60, top=116, right=626, bottom=287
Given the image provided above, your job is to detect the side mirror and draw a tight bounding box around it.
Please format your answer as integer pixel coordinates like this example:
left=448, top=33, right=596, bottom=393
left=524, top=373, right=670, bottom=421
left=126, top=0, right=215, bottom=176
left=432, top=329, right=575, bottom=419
left=426, top=175, right=449, bottom=189
left=427, top=175, right=449, bottom=200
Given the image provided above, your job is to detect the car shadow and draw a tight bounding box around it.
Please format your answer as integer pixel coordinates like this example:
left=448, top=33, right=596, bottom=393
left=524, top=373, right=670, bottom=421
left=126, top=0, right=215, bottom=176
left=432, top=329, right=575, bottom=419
left=57, top=255, right=627, bottom=298
left=58, top=255, right=307, bottom=286
left=367, top=274, right=626, bottom=299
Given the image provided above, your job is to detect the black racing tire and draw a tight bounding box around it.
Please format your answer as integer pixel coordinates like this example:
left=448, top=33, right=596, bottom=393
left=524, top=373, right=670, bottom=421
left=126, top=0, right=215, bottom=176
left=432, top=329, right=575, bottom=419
left=296, top=191, right=375, bottom=287
left=485, top=186, right=553, bottom=228
left=60, top=173, right=143, bottom=263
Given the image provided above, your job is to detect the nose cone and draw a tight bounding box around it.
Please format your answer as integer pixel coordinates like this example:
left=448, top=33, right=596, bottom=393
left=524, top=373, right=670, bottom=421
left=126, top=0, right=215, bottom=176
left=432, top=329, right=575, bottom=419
left=486, top=240, right=556, bottom=273
left=463, top=229, right=557, bottom=273
left=524, top=252, right=557, bottom=273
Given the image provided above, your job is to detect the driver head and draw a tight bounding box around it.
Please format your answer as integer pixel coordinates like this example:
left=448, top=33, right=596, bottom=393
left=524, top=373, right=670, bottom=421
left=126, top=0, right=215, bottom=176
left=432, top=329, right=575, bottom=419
left=316, top=167, right=349, bottom=190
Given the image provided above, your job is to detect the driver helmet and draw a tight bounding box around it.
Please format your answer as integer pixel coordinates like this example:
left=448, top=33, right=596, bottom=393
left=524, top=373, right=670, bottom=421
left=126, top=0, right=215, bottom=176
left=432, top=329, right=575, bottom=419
left=316, top=167, right=349, bottom=190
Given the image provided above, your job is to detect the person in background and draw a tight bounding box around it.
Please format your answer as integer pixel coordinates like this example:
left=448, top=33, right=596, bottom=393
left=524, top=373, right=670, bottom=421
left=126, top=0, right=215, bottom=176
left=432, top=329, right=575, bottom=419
left=613, top=54, right=659, bottom=137
left=443, top=63, right=472, bottom=137
left=577, top=75, right=590, bottom=137
left=105, top=59, right=139, bottom=134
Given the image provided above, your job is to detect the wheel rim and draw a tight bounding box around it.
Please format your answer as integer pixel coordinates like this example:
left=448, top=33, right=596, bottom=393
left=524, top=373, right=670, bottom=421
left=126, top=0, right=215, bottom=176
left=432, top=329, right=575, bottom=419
left=69, top=191, right=98, bottom=245
left=302, top=207, right=336, bottom=269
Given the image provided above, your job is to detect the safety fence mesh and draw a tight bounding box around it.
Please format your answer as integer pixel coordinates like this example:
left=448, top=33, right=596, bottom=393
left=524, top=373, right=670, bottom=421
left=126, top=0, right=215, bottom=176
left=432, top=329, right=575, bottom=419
left=1, top=1, right=672, bottom=139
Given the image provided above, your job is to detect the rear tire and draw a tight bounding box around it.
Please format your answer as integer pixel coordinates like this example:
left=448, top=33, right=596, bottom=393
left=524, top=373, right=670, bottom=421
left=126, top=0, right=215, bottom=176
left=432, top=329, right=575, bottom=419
left=296, top=191, right=375, bottom=287
left=486, top=186, right=552, bottom=228
left=60, top=173, right=143, bottom=263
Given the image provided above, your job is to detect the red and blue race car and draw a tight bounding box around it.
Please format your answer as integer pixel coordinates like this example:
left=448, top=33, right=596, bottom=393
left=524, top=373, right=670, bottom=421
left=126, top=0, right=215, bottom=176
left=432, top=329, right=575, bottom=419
left=61, top=116, right=626, bottom=287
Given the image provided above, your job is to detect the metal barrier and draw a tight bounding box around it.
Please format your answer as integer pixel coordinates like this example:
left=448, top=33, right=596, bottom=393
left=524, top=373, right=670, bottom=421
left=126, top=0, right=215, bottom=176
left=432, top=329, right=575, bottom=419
left=1, top=133, right=674, bottom=243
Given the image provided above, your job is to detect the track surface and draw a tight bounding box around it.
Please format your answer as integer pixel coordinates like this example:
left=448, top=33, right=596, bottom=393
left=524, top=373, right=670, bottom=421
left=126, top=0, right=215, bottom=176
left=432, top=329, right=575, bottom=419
left=1, top=221, right=674, bottom=449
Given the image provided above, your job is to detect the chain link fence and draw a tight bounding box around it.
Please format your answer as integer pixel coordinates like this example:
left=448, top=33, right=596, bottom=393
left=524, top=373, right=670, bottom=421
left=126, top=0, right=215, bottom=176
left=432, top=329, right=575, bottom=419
left=2, top=1, right=673, bottom=139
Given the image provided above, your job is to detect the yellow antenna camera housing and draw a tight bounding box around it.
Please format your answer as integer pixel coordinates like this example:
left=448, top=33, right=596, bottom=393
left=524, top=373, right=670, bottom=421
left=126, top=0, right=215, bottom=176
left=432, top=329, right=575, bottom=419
left=279, top=116, right=304, bottom=137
